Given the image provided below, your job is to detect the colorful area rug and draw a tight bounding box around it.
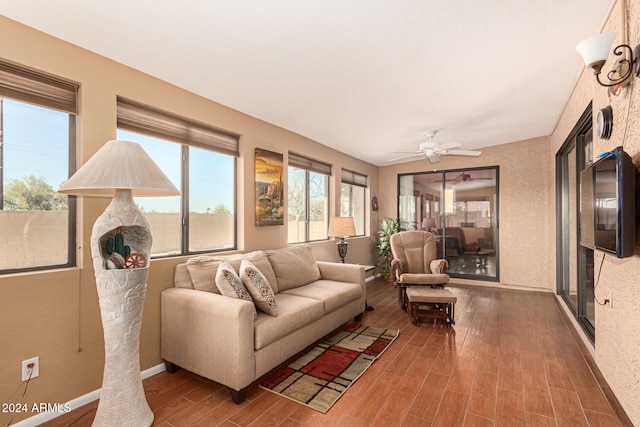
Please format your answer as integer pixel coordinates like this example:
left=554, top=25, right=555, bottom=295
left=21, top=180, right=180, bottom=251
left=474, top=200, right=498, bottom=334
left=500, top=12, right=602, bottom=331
left=259, top=323, right=399, bottom=413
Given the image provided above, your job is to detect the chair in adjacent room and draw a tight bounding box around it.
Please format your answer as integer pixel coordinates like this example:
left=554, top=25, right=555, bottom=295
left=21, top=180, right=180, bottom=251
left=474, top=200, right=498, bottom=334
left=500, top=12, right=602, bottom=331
left=390, top=230, right=450, bottom=310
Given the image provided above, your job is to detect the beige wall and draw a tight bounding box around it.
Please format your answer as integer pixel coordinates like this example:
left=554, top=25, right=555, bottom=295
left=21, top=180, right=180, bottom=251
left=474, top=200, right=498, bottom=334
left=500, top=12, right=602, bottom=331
left=379, top=136, right=554, bottom=289
left=0, top=16, right=378, bottom=425
left=549, top=1, right=640, bottom=423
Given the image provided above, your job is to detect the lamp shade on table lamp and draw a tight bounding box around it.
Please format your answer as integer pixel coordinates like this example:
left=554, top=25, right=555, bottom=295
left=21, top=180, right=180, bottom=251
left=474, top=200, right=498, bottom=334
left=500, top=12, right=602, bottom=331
left=328, top=217, right=356, bottom=263
left=422, top=218, right=436, bottom=230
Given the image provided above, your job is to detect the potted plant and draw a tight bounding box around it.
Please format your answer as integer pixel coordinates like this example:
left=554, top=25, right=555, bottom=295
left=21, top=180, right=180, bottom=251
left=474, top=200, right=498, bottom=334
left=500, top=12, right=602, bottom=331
left=374, top=217, right=407, bottom=280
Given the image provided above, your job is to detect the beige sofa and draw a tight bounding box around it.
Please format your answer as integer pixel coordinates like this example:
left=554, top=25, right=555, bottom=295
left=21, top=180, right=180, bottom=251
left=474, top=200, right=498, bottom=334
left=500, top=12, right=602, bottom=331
left=161, top=245, right=366, bottom=403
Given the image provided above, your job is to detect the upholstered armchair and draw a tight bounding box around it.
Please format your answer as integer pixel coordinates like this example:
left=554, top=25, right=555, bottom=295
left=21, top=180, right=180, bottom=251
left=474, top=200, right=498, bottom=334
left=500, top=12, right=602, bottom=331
left=390, top=231, right=450, bottom=309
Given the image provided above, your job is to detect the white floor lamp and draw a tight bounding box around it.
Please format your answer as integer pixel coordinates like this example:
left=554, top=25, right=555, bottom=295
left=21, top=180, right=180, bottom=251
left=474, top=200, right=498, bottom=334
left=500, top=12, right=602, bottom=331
left=59, top=140, right=179, bottom=426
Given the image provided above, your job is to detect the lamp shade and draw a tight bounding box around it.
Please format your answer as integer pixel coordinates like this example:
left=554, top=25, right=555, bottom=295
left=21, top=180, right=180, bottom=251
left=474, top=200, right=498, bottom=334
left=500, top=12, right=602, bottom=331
left=422, top=218, right=436, bottom=229
left=576, top=32, right=616, bottom=70
left=328, top=216, right=356, bottom=238
left=58, top=140, right=180, bottom=197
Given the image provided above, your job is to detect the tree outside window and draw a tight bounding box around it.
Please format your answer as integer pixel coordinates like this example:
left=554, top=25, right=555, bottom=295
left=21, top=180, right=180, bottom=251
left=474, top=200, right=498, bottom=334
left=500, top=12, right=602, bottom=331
left=0, top=98, right=74, bottom=272
left=288, top=167, right=329, bottom=243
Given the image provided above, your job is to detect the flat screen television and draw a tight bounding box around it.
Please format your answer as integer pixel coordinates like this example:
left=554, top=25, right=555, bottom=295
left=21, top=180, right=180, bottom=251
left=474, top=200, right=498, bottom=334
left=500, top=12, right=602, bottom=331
left=580, top=146, right=637, bottom=258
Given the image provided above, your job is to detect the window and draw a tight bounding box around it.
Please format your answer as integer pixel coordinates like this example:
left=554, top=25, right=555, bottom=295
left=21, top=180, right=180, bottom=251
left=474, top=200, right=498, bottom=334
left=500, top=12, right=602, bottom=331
left=0, top=62, right=77, bottom=273
left=340, top=169, right=367, bottom=236
left=117, top=97, right=238, bottom=256
left=287, top=153, right=330, bottom=243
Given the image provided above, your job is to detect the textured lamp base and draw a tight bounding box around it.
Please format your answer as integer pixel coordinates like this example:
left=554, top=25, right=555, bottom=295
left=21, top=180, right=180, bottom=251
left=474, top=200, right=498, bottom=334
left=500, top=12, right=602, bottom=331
left=91, top=190, right=153, bottom=427
left=337, top=239, right=348, bottom=263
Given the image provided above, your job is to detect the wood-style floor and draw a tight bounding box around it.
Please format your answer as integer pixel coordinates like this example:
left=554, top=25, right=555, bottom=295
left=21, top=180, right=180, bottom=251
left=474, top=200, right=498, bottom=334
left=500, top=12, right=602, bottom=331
left=42, top=278, right=633, bottom=427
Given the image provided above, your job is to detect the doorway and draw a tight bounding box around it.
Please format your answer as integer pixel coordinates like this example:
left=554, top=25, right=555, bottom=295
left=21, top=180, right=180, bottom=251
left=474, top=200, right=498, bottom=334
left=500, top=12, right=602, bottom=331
left=398, top=167, right=499, bottom=281
left=556, top=104, right=595, bottom=342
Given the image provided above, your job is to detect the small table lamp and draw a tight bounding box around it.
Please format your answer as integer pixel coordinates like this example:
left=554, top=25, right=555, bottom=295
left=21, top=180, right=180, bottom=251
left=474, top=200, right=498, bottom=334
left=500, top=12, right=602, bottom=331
left=59, top=140, right=179, bottom=427
left=328, top=216, right=356, bottom=263
left=422, top=218, right=436, bottom=232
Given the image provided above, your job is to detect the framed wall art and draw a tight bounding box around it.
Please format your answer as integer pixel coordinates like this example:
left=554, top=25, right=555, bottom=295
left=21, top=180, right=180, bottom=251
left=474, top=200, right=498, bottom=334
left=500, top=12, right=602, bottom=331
left=255, top=148, right=284, bottom=226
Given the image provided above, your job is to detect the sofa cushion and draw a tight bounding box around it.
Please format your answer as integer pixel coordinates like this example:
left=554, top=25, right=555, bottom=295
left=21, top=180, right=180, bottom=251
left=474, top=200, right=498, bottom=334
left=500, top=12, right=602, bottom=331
left=186, top=251, right=279, bottom=294
left=254, top=293, right=324, bottom=350
left=186, top=256, right=224, bottom=293
left=400, top=273, right=449, bottom=285
left=215, top=262, right=257, bottom=321
left=281, top=279, right=362, bottom=313
left=267, top=245, right=321, bottom=291
left=240, top=259, right=278, bottom=316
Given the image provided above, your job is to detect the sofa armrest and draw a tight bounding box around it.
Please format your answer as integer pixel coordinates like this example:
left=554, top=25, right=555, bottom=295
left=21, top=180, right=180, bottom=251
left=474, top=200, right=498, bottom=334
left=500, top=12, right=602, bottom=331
left=316, top=261, right=365, bottom=287
left=161, top=288, right=255, bottom=391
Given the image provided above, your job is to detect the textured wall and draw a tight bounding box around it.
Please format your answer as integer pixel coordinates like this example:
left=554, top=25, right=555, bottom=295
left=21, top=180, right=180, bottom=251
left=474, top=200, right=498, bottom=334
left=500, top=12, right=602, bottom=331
left=379, top=136, right=553, bottom=289
left=549, top=1, right=640, bottom=423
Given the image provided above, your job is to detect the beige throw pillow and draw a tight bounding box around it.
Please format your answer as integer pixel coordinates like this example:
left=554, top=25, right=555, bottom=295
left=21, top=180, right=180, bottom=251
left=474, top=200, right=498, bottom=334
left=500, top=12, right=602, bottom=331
left=215, top=261, right=257, bottom=321
left=240, top=259, right=278, bottom=316
left=267, top=245, right=321, bottom=291
left=186, top=251, right=279, bottom=293
left=186, top=256, right=225, bottom=294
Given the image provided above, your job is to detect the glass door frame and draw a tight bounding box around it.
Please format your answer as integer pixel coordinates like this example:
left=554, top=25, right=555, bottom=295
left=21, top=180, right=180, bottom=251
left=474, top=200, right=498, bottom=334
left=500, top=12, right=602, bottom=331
left=555, top=103, right=595, bottom=342
left=397, top=166, right=500, bottom=282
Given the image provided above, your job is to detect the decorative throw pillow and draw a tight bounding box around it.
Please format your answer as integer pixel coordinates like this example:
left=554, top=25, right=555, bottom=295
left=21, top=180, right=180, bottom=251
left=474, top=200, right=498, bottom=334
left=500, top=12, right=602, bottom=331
left=239, top=259, right=279, bottom=317
left=215, top=261, right=257, bottom=321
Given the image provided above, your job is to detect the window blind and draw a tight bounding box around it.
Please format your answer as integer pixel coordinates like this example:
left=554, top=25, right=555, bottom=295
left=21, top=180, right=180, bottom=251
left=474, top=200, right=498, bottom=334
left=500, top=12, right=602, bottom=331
left=288, top=152, right=332, bottom=175
left=117, top=97, right=239, bottom=157
left=0, top=61, right=78, bottom=114
left=341, top=169, right=367, bottom=187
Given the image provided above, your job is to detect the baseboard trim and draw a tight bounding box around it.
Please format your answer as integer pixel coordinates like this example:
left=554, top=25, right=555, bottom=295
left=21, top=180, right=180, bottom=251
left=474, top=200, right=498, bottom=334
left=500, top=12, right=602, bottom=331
left=11, top=363, right=166, bottom=427
left=365, top=273, right=380, bottom=283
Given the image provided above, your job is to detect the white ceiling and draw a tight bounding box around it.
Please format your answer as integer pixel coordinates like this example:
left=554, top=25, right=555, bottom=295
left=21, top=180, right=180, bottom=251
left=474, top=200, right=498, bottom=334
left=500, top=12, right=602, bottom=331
left=0, top=0, right=612, bottom=166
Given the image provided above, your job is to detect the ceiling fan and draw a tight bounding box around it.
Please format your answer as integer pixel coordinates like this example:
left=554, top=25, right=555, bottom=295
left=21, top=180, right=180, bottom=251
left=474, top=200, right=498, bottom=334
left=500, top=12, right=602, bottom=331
left=390, top=131, right=482, bottom=164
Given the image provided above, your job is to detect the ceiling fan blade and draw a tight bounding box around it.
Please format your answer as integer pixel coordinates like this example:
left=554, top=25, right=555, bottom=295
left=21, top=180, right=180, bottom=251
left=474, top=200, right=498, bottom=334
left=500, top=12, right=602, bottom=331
left=443, top=149, right=481, bottom=157
left=426, top=151, right=440, bottom=163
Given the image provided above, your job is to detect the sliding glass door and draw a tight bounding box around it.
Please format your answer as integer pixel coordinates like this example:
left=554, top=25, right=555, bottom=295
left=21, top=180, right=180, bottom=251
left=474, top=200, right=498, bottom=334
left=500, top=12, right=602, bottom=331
left=398, top=167, right=499, bottom=281
left=556, top=105, right=595, bottom=342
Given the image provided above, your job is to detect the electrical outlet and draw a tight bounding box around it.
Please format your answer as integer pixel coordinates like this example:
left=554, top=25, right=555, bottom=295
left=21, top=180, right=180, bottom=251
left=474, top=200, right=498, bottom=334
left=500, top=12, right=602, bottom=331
left=22, top=357, right=39, bottom=382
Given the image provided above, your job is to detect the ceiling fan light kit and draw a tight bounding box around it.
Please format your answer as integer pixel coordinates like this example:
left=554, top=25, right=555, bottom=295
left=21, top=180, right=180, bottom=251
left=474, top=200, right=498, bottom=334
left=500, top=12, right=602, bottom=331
left=389, top=131, right=482, bottom=164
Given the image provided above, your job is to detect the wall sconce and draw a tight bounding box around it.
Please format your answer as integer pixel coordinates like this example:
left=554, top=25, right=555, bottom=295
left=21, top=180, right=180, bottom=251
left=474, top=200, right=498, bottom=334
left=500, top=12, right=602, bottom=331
left=576, top=32, right=640, bottom=87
